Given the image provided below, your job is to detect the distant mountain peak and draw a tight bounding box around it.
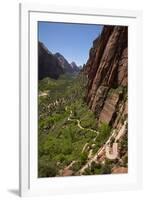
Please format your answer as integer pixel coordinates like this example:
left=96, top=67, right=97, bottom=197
left=55, top=52, right=63, bottom=57
left=38, top=41, right=80, bottom=79
left=70, top=61, right=77, bottom=66
left=39, top=41, right=52, bottom=55
left=55, top=53, right=74, bottom=73
left=38, top=42, right=64, bottom=80
left=70, top=62, right=80, bottom=72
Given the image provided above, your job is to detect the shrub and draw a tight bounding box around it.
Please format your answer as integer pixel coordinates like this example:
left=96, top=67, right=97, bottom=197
left=83, top=167, right=92, bottom=175
left=62, top=141, right=73, bottom=155
left=98, top=122, right=111, bottom=138
left=101, top=160, right=112, bottom=174
left=101, top=164, right=111, bottom=174
left=71, top=161, right=82, bottom=172
left=38, top=160, right=58, bottom=177
left=80, top=152, right=88, bottom=165
left=122, top=155, right=128, bottom=167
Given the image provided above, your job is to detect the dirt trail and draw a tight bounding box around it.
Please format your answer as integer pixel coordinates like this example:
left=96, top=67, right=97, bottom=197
left=105, top=142, right=118, bottom=160
left=78, top=120, right=127, bottom=174
left=64, top=107, right=127, bottom=174
left=64, top=106, right=99, bottom=170
left=67, top=108, right=99, bottom=134
left=39, top=91, right=48, bottom=97
left=78, top=129, right=117, bottom=174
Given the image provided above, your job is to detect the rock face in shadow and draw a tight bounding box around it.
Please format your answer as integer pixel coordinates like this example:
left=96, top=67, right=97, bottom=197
left=84, top=25, right=128, bottom=126
left=38, top=42, right=80, bottom=80
left=55, top=53, right=80, bottom=73
left=55, top=53, right=74, bottom=73
left=70, top=62, right=80, bottom=72
left=38, top=42, right=64, bottom=80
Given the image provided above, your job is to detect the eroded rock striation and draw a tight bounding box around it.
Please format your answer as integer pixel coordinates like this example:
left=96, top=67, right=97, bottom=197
left=80, top=25, right=128, bottom=174
left=84, top=25, right=128, bottom=126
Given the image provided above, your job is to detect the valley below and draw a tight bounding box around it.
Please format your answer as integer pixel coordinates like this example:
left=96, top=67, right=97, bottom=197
left=38, top=73, right=102, bottom=177
left=38, top=25, right=128, bottom=178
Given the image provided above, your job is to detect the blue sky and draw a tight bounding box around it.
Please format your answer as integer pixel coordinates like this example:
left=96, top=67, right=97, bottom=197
left=38, top=22, right=103, bottom=66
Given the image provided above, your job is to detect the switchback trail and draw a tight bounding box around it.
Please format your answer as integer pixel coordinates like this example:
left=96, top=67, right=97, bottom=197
left=78, top=120, right=127, bottom=174
left=66, top=107, right=99, bottom=135
left=63, top=106, right=99, bottom=172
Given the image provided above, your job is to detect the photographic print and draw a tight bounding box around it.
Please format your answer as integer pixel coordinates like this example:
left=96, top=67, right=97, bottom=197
left=38, top=22, right=128, bottom=178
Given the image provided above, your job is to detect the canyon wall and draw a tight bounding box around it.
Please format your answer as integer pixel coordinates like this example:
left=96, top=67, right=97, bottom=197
left=38, top=42, right=64, bottom=80
left=82, top=25, right=128, bottom=173
left=38, top=42, right=80, bottom=80
left=84, top=25, right=128, bottom=127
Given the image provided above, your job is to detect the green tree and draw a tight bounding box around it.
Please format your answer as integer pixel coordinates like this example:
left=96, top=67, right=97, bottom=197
left=38, top=160, right=58, bottom=177
left=80, top=152, right=88, bottom=165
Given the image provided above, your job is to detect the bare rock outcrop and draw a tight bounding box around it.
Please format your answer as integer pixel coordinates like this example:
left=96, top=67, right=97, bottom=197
left=99, top=92, right=120, bottom=125
left=81, top=25, right=128, bottom=174
left=84, top=25, right=128, bottom=127
left=112, top=167, right=128, bottom=174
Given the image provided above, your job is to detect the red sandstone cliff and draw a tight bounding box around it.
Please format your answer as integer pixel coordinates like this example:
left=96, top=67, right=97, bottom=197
left=84, top=25, right=128, bottom=126
left=81, top=25, right=128, bottom=174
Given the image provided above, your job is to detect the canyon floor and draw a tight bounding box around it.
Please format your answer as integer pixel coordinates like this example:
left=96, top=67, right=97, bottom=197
left=38, top=73, right=128, bottom=177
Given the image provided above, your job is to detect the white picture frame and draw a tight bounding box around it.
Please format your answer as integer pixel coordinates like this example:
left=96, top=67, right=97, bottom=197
left=19, top=3, right=143, bottom=197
